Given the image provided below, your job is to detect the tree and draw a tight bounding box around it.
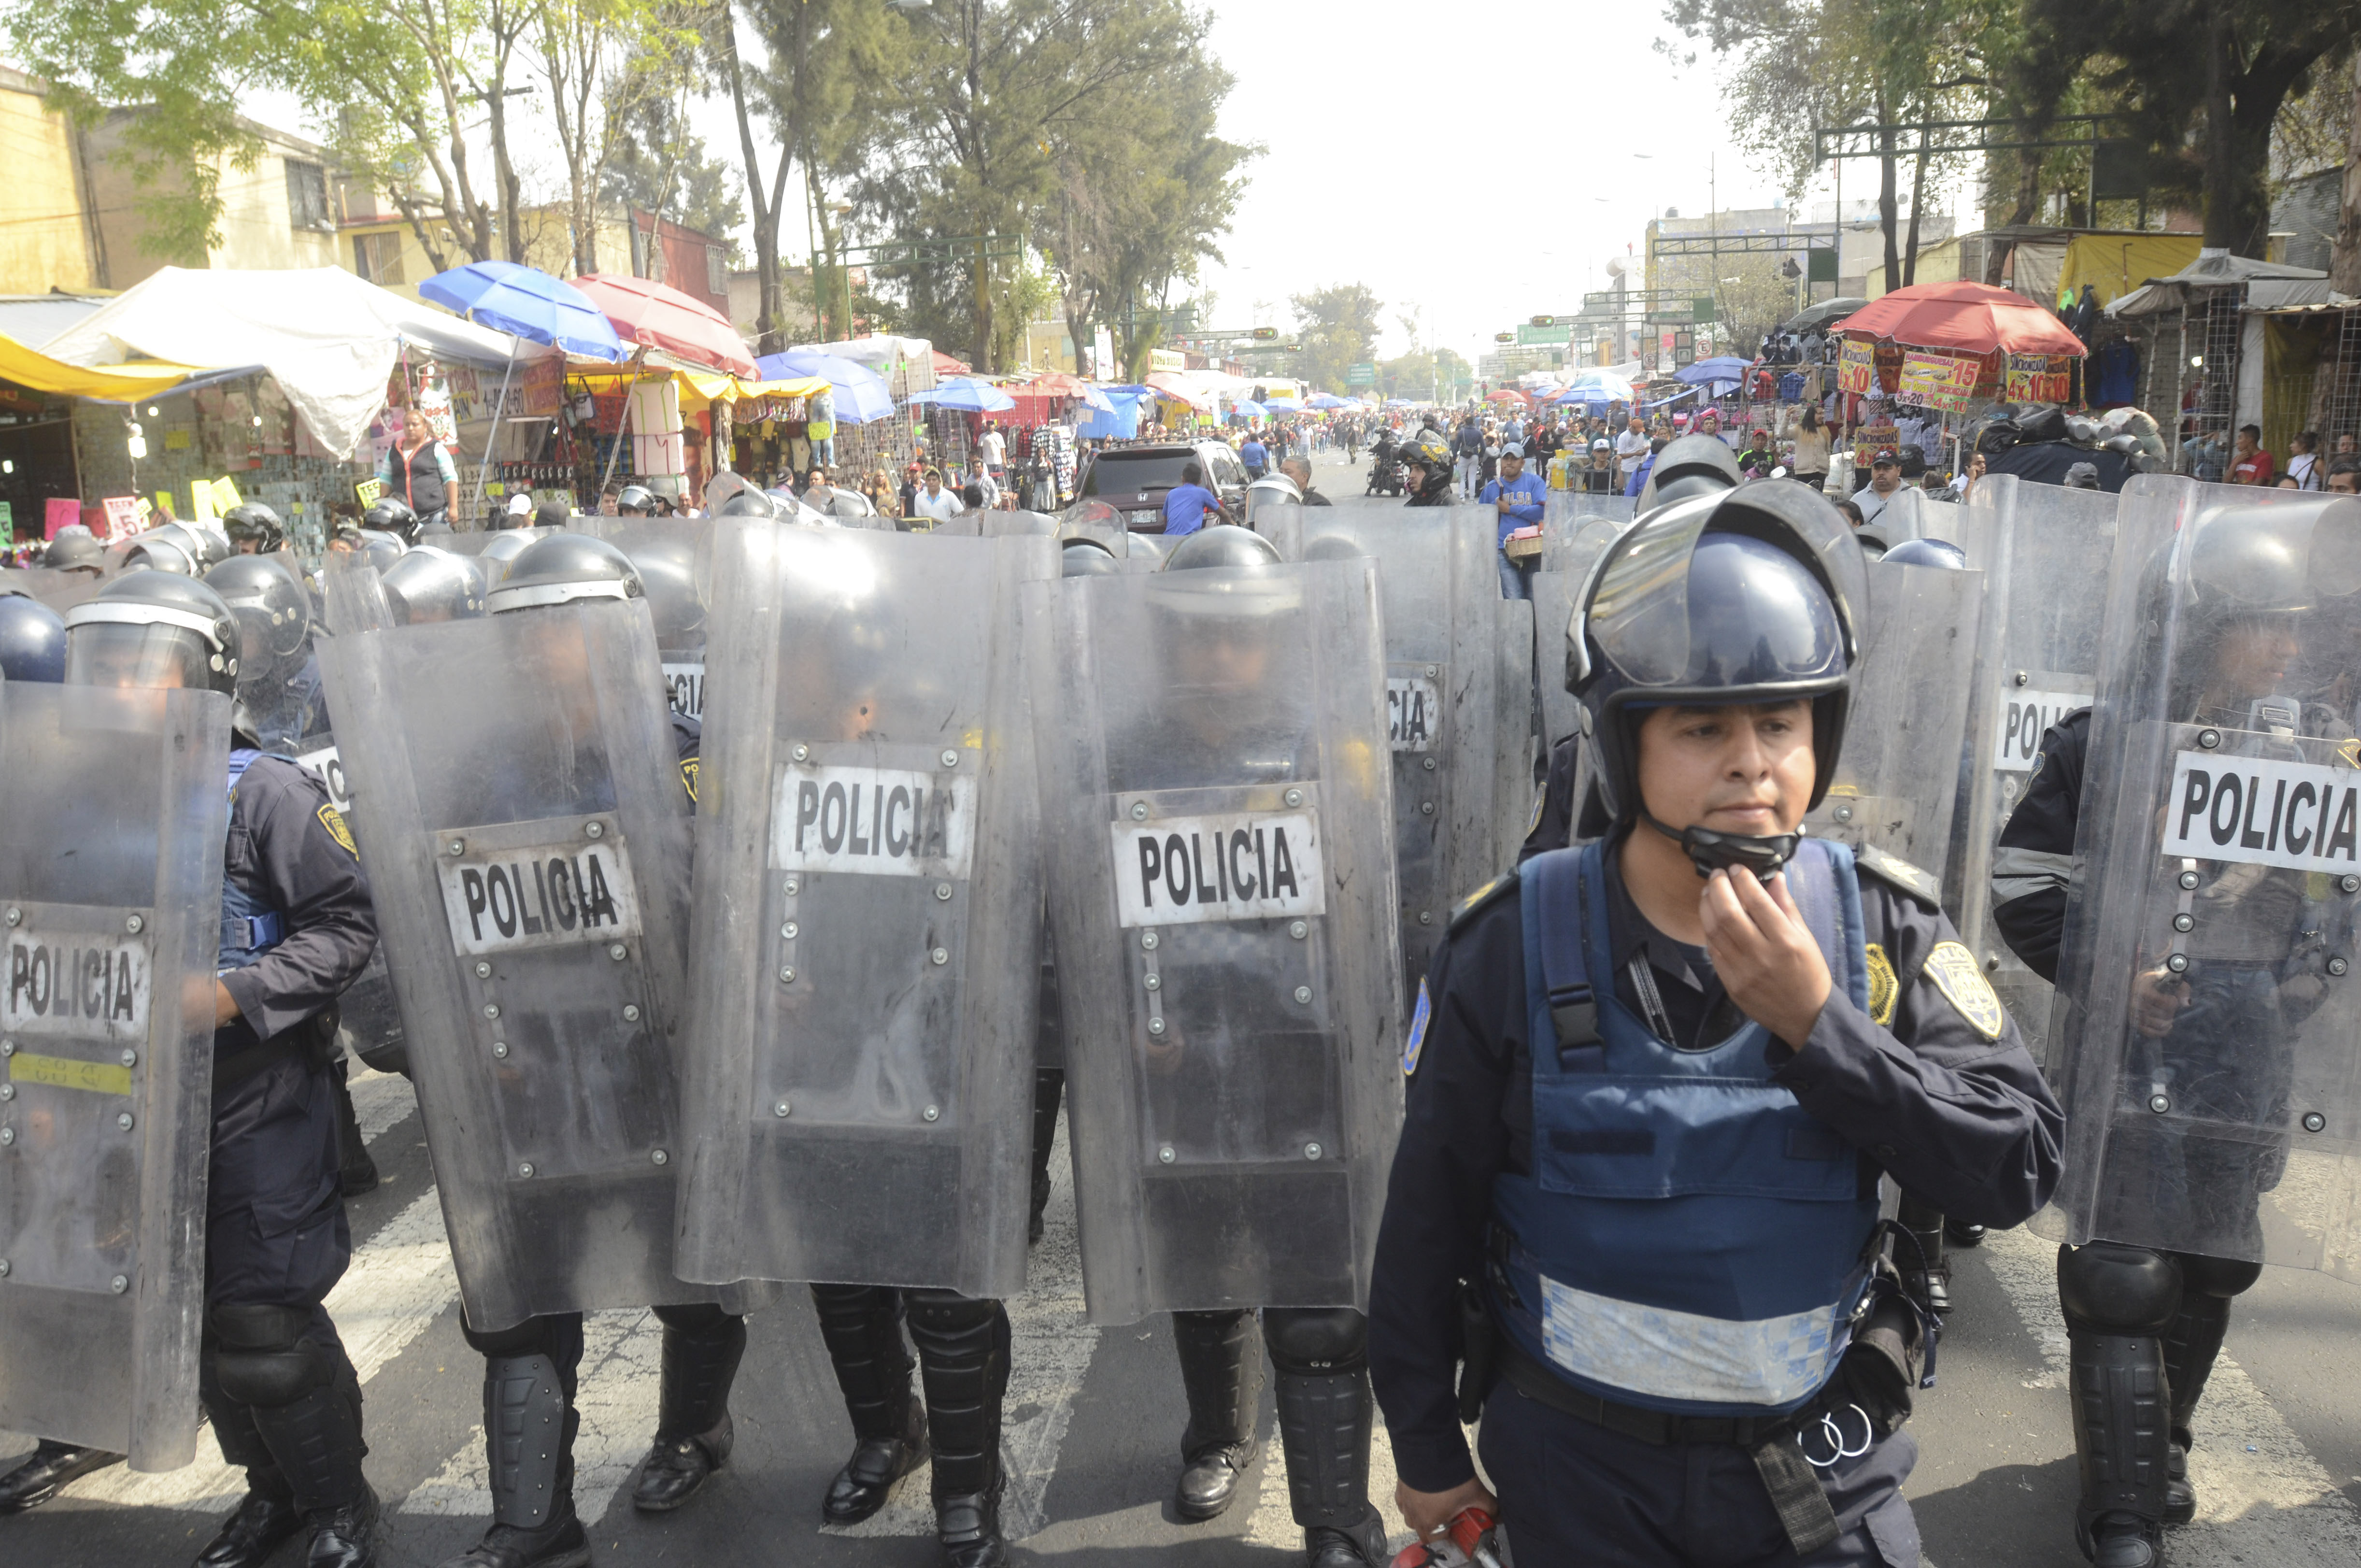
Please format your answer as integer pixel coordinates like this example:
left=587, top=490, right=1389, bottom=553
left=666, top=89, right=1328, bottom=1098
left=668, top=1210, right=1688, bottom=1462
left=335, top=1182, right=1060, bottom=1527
left=602, top=88, right=746, bottom=260
left=1290, top=283, right=1384, bottom=393
left=1434, top=347, right=1474, bottom=404
left=2030, top=0, right=2361, bottom=254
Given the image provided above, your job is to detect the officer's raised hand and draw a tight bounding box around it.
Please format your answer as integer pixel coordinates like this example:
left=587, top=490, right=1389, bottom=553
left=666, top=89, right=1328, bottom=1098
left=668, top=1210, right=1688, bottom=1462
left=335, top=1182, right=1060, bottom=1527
left=1703, top=865, right=1833, bottom=1045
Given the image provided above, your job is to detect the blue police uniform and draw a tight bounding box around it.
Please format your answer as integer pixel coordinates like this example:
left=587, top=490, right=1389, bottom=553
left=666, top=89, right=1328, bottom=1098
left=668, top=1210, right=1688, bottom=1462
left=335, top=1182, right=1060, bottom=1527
left=1369, top=832, right=2064, bottom=1566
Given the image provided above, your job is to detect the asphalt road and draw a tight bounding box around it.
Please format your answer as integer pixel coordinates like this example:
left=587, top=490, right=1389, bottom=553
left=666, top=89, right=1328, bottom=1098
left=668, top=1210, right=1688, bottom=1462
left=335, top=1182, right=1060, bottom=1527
left=8, top=446, right=2358, bottom=1567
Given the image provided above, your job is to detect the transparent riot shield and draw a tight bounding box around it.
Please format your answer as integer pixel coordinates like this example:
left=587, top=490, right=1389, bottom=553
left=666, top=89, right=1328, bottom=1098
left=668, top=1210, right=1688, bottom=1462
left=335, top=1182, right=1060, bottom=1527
left=1950, top=475, right=2120, bottom=1064
left=674, top=524, right=1051, bottom=1297
left=582, top=518, right=712, bottom=719
left=1541, top=500, right=1632, bottom=578
left=2047, top=479, right=2361, bottom=1280
left=0, top=683, right=230, bottom=1470
left=1, top=569, right=111, bottom=614
left=1529, top=570, right=1583, bottom=750
left=1028, top=556, right=1405, bottom=1323
left=1803, top=555, right=1988, bottom=907
left=316, top=598, right=725, bottom=1330
left=1252, top=498, right=1304, bottom=564
left=1301, top=505, right=1527, bottom=989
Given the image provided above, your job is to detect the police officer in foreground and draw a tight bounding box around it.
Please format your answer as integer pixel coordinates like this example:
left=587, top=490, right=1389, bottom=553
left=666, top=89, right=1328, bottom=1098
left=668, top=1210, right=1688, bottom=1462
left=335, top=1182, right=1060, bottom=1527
left=1398, top=428, right=1456, bottom=507
left=64, top=571, right=383, bottom=1567
left=1991, top=486, right=2361, bottom=1568
left=1369, top=481, right=2064, bottom=1565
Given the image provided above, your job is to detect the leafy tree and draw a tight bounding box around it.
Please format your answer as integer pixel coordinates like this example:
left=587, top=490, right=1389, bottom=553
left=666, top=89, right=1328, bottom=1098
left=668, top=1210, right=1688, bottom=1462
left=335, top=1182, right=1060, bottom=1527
left=1434, top=347, right=1474, bottom=404
left=1290, top=283, right=1384, bottom=393
left=601, top=88, right=746, bottom=261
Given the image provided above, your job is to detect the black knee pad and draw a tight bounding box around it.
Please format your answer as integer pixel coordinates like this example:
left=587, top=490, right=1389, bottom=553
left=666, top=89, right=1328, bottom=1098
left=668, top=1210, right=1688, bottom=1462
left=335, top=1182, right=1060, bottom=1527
left=2057, top=1243, right=2181, bottom=1335
left=906, top=1288, right=1006, bottom=1354
left=208, top=1303, right=336, bottom=1407
left=2172, top=1252, right=2262, bottom=1300
left=1264, top=1307, right=1366, bottom=1375
left=463, top=1311, right=583, bottom=1364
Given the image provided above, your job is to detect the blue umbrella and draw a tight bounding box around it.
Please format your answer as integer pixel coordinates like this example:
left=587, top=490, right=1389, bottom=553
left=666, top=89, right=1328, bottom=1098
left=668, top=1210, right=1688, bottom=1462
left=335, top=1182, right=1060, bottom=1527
left=418, top=260, right=625, bottom=359
left=1676, top=355, right=1752, bottom=386
left=1263, top=397, right=1302, bottom=412
left=908, top=376, right=1016, bottom=413
left=753, top=349, right=894, bottom=423
left=1306, top=393, right=1351, bottom=409
left=1231, top=399, right=1268, bottom=419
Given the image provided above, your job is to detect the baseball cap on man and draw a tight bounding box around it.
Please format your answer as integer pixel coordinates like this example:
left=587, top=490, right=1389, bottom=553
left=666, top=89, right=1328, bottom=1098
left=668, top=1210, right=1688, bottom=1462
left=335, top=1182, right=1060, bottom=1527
left=1501, top=443, right=1524, bottom=459
left=1871, top=449, right=1900, bottom=467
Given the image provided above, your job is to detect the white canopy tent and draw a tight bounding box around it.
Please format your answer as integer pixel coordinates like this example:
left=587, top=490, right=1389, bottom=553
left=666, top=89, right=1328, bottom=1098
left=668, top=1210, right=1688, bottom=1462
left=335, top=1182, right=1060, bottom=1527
left=42, top=266, right=544, bottom=460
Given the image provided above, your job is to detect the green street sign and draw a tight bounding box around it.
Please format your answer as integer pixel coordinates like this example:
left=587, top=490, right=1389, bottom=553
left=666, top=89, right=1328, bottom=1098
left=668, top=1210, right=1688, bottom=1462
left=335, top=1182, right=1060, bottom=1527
left=1347, top=362, right=1377, bottom=386
left=1516, top=323, right=1571, bottom=345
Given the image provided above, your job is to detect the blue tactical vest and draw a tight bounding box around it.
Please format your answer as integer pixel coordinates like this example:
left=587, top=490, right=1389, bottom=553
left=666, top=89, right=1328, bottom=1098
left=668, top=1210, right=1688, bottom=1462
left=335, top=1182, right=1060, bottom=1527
left=219, top=749, right=288, bottom=974
left=1489, top=836, right=1883, bottom=1417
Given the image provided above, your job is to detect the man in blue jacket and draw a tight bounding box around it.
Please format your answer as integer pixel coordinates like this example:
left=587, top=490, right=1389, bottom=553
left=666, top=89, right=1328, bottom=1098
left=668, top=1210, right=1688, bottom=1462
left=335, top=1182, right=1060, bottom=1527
left=1480, top=443, right=1547, bottom=600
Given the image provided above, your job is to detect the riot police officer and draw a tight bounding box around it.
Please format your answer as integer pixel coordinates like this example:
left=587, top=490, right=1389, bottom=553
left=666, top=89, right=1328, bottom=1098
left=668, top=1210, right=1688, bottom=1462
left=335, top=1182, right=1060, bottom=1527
left=407, top=535, right=751, bottom=1568
left=1398, top=428, right=1456, bottom=508
left=63, top=571, right=383, bottom=1568
left=223, top=502, right=289, bottom=556
left=1991, top=489, right=2356, bottom=1568
left=1370, top=482, right=2064, bottom=1565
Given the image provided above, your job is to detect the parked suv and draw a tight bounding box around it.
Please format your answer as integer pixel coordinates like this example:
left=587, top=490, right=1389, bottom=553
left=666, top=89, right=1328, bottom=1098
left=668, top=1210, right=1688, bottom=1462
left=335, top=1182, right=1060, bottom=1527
left=1074, top=441, right=1251, bottom=531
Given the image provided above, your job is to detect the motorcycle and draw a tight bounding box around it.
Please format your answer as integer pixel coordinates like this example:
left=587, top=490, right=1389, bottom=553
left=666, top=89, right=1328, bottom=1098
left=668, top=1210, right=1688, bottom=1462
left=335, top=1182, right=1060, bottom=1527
left=1366, top=444, right=1405, bottom=497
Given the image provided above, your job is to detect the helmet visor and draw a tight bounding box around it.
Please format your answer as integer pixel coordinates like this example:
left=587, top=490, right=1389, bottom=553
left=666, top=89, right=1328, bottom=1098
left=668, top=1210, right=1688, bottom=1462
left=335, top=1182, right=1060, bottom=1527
left=66, top=621, right=213, bottom=690
left=1584, top=504, right=1848, bottom=691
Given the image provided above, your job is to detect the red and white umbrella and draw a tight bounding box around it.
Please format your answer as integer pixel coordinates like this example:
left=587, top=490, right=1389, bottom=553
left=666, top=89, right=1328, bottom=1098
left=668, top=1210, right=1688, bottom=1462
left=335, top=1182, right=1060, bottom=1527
left=572, top=273, right=757, bottom=377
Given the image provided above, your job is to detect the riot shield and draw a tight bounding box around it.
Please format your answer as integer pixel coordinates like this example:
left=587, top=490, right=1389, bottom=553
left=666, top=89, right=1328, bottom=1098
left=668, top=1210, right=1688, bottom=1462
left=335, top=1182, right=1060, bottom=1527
left=1027, top=555, right=1405, bottom=1323
left=1251, top=499, right=1304, bottom=564
left=1301, top=504, right=1530, bottom=989
left=1541, top=500, right=1632, bottom=578
left=2047, top=478, right=2361, bottom=1280
left=674, top=524, right=1050, bottom=1297
left=1950, top=475, right=2120, bottom=1064
left=1803, top=554, right=1988, bottom=906
left=581, top=518, right=712, bottom=720
left=316, top=597, right=725, bottom=1330
left=1, top=568, right=111, bottom=614
left=1854, top=486, right=1931, bottom=557
left=0, top=683, right=230, bottom=1469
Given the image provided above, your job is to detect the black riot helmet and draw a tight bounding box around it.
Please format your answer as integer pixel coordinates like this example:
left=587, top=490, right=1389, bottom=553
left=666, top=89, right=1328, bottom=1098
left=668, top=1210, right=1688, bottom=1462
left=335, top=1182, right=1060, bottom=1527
left=221, top=502, right=287, bottom=554
left=121, top=521, right=214, bottom=575
left=203, top=554, right=313, bottom=680
left=715, top=486, right=789, bottom=520
left=476, top=529, right=539, bottom=584
left=381, top=547, right=488, bottom=625
left=1162, top=524, right=1283, bottom=572
left=1636, top=434, right=1744, bottom=511
left=2149, top=493, right=2361, bottom=721
left=1395, top=427, right=1454, bottom=502
left=485, top=532, right=645, bottom=615
left=615, top=484, right=667, bottom=517
left=43, top=525, right=106, bottom=572
left=1569, top=479, right=1869, bottom=851
left=1879, top=537, right=1969, bottom=570
left=0, top=593, right=69, bottom=682
left=617, top=532, right=706, bottom=642
left=1061, top=539, right=1122, bottom=578
left=62, top=568, right=242, bottom=695
left=363, top=497, right=420, bottom=542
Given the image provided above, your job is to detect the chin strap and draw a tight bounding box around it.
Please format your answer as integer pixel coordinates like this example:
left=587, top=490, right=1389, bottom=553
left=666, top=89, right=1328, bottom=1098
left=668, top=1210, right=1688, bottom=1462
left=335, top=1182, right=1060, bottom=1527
left=1641, top=813, right=1801, bottom=882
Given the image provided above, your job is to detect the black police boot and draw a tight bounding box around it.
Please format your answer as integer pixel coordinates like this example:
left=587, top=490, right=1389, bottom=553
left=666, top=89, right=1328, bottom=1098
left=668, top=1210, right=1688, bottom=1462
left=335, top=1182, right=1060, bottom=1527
left=908, top=1291, right=1011, bottom=1568
left=633, top=1305, right=746, bottom=1512
left=1305, top=1511, right=1391, bottom=1568
left=1171, top=1309, right=1264, bottom=1522
left=1947, top=1218, right=1988, bottom=1248
left=0, top=1439, right=124, bottom=1512
left=331, top=1057, right=379, bottom=1198
left=301, top=1483, right=379, bottom=1568
left=436, top=1349, right=589, bottom=1568
left=813, top=1284, right=928, bottom=1525
left=2160, top=1291, right=2233, bottom=1527
left=192, top=1485, right=303, bottom=1568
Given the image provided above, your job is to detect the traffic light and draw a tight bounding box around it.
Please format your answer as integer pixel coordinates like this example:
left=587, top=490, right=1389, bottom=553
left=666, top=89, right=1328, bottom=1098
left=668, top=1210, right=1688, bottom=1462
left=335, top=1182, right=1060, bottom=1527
left=1494, top=331, right=1514, bottom=343
left=1529, top=314, right=1556, bottom=327
left=1252, top=326, right=1279, bottom=340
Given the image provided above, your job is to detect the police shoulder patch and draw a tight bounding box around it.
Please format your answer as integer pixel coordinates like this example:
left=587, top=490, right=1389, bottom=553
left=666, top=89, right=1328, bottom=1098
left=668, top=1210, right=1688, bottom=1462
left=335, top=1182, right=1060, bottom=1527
left=1864, top=942, right=1898, bottom=1026
left=1403, top=976, right=1432, bottom=1076
left=1854, top=843, right=1941, bottom=908
left=1448, top=867, right=1520, bottom=935
left=1921, top=940, right=2005, bottom=1041
left=316, top=804, right=358, bottom=859
left=680, top=757, right=699, bottom=804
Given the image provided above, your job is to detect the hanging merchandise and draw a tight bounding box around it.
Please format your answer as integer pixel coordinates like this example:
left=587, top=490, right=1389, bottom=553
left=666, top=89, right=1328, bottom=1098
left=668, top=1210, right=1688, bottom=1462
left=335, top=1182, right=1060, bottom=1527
left=630, top=378, right=686, bottom=478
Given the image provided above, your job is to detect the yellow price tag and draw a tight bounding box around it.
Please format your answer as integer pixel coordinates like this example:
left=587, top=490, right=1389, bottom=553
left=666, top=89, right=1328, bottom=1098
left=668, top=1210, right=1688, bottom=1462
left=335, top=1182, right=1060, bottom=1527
left=355, top=479, right=383, bottom=508
left=211, top=477, right=242, bottom=512
left=8, top=1051, right=134, bottom=1097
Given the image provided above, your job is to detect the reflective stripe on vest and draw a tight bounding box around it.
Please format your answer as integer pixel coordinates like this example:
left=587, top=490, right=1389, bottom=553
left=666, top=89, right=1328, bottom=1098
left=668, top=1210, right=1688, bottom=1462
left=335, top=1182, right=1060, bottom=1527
left=1488, top=837, right=1882, bottom=1417
left=221, top=749, right=289, bottom=972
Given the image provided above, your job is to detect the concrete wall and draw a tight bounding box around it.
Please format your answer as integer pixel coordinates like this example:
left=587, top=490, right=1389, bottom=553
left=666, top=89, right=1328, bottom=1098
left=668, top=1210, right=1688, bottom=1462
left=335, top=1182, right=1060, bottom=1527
left=80, top=112, right=336, bottom=289
left=0, top=70, right=97, bottom=294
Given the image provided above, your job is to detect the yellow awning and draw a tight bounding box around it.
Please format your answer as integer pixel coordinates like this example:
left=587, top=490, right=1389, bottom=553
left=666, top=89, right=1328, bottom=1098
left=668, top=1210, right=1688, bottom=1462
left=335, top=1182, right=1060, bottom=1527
left=2060, top=233, right=2205, bottom=307
left=569, top=362, right=830, bottom=405
left=0, top=331, right=206, bottom=399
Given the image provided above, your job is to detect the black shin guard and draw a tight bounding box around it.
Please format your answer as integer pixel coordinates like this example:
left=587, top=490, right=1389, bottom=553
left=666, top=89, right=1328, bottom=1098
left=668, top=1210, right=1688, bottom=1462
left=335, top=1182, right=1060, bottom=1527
left=1173, top=1310, right=1264, bottom=1460
left=812, top=1285, right=920, bottom=1443
left=651, top=1303, right=746, bottom=1447
left=906, top=1291, right=1010, bottom=1504
left=206, top=1304, right=370, bottom=1514
left=2059, top=1244, right=2181, bottom=1545
left=1266, top=1308, right=1378, bottom=1533
left=466, top=1313, right=585, bottom=1531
